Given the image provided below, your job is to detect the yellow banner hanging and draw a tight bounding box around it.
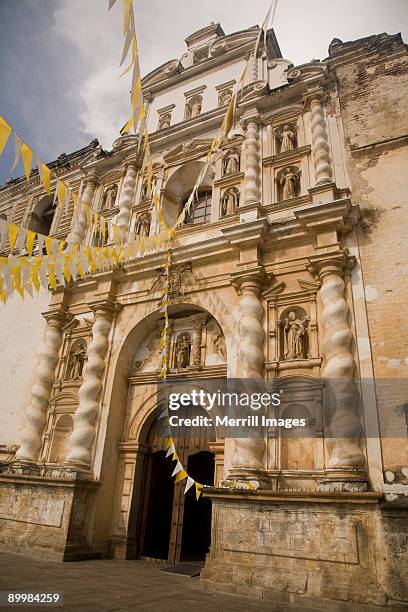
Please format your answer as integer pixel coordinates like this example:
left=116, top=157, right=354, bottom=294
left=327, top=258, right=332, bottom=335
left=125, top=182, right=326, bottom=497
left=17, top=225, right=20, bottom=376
left=26, top=230, right=36, bottom=256
left=0, top=116, right=12, bottom=155
left=57, top=181, right=67, bottom=207
left=20, top=143, right=33, bottom=180
left=8, top=223, right=19, bottom=252
left=41, top=163, right=51, bottom=194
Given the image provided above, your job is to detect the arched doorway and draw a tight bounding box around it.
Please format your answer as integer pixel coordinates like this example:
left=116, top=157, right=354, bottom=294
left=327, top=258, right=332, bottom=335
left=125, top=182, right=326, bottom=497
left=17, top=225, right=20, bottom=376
left=137, top=407, right=215, bottom=564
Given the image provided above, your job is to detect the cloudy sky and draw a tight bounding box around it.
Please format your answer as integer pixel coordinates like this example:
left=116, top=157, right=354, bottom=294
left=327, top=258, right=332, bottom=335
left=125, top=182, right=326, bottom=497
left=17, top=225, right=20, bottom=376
left=0, top=0, right=407, bottom=183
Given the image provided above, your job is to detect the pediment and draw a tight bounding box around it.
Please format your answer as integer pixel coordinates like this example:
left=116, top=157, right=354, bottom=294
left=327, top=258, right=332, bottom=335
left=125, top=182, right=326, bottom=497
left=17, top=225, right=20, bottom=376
left=210, top=28, right=259, bottom=57
left=262, top=280, right=285, bottom=299
left=238, top=80, right=270, bottom=104
left=286, top=62, right=328, bottom=84
left=142, top=59, right=183, bottom=89
left=163, top=138, right=214, bottom=163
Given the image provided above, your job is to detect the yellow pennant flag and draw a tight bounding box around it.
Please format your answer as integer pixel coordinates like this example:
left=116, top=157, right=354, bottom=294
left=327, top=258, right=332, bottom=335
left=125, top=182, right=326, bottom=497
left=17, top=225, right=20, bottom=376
left=20, top=143, right=33, bottom=180
left=120, top=115, right=134, bottom=135
left=84, top=203, right=91, bottom=225
left=221, top=93, right=236, bottom=140
left=63, top=259, right=72, bottom=283
left=44, top=235, right=55, bottom=256
left=0, top=116, right=12, bottom=155
left=48, top=263, right=57, bottom=290
left=8, top=223, right=19, bottom=252
left=175, top=469, right=188, bottom=483
left=11, top=264, right=23, bottom=298
left=101, top=216, right=107, bottom=243
left=26, top=230, right=36, bottom=256
left=41, top=163, right=51, bottom=194
left=30, top=264, right=40, bottom=293
left=57, top=181, right=67, bottom=207
left=195, top=483, right=204, bottom=500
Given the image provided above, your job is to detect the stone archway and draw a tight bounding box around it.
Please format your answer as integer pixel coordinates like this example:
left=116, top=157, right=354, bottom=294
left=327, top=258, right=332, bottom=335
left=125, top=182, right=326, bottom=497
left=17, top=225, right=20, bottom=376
left=107, top=304, right=227, bottom=561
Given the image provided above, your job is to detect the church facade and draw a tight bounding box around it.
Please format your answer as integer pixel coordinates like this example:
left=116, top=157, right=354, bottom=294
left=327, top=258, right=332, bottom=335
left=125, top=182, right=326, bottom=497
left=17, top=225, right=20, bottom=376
left=1, top=23, right=408, bottom=609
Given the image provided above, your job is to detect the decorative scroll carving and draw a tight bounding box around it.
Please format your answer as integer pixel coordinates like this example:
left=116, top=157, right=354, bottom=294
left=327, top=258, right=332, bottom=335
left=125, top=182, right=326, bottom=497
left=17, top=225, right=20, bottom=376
left=116, top=163, right=137, bottom=232
left=16, top=310, right=67, bottom=462
left=66, top=302, right=114, bottom=469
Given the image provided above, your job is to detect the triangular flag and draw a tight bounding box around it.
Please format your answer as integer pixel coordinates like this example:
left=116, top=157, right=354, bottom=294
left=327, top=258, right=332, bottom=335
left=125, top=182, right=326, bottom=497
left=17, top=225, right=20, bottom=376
left=57, top=180, right=67, bottom=207
left=26, top=230, right=36, bottom=256
left=11, top=133, right=23, bottom=172
left=41, top=163, right=51, bottom=194
left=15, top=226, right=27, bottom=254
left=175, top=469, right=188, bottom=482
left=20, top=143, right=33, bottom=180
left=0, top=116, right=12, bottom=156
left=165, top=443, right=175, bottom=458
left=108, top=0, right=118, bottom=9
left=195, top=483, right=204, bottom=500
left=171, top=460, right=183, bottom=477
left=8, top=223, right=19, bottom=252
left=184, top=476, right=195, bottom=494
left=44, top=235, right=54, bottom=256
left=0, top=218, right=8, bottom=248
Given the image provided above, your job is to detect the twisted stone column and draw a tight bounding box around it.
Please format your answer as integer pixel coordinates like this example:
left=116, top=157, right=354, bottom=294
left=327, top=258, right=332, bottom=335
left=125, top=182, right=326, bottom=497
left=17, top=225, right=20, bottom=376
left=243, top=118, right=261, bottom=206
left=313, top=255, right=365, bottom=469
left=16, top=309, right=67, bottom=463
left=229, top=273, right=267, bottom=486
left=310, top=95, right=333, bottom=185
left=66, top=302, right=114, bottom=470
left=116, top=162, right=137, bottom=233
left=68, top=174, right=97, bottom=246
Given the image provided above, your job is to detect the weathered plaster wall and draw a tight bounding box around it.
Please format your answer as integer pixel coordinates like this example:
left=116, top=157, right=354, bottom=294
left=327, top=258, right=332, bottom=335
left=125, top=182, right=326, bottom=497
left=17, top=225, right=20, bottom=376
left=0, top=291, right=49, bottom=445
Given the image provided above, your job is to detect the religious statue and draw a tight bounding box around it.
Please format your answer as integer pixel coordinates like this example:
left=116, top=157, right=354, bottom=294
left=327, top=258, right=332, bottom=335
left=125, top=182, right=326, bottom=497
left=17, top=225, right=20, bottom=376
left=67, top=342, right=86, bottom=380
left=280, top=167, right=299, bottom=200
left=219, top=90, right=232, bottom=107
left=175, top=333, right=191, bottom=369
left=102, top=185, right=117, bottom=210
left=213, top=333, right=227, bottom=361
left=135, top=211, right=151, bottom=237
left=223, top=150, right=240, bottom=175
left=158, top=113, right=171, bottom=130
left=140, top=180, right=148, bottom=201
left=190, top=98, right=202, bottom=118
left=279, top=124, right=296, bottom=152
left=221, top=188, right=239, bottom=217
left=284, top=312, right=310, bottom=360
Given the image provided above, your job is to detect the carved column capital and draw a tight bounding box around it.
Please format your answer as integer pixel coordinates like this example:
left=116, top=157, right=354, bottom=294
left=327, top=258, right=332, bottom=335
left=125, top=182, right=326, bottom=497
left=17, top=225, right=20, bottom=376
left=230, top=267, right=269, bottom=296
left=307, top=250, right=356, bottom=281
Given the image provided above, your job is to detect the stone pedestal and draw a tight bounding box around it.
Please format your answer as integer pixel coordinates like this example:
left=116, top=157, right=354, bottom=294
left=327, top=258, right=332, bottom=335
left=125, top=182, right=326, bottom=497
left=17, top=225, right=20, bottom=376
left=201, top=488, right=408, bottom=609
left=0, top=466, right=99, bottom=561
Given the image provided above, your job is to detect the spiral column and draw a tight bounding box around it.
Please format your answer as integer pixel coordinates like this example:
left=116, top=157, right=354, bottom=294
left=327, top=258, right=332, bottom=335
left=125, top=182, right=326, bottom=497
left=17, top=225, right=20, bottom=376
left=243, top=118, right=261, bottom=206
left=116, top=162, right=137, bottom=233
left=310, top=95, right=333, bottom=185
left=229, top=273, right=268, bottom=487
left=313, top=255, right=365, bottom=471
left=16, top=309, right=67, bottom=463
left=66, top=302, right=114, bottom=470
left=67, top=174, right=97, bottom=246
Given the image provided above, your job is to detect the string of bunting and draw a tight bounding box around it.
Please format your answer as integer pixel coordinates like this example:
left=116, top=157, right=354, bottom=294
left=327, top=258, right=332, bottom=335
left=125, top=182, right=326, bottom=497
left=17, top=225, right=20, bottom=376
left=109, top=0, right=279, bottom=498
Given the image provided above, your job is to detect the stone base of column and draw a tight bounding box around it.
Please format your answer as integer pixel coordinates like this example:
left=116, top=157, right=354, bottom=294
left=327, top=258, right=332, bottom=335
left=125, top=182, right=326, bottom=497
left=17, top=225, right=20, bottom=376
left=316, top=467, right=368, bottom=492
left=308, top=181, right=337, bottom=205
left=224, top=467, right=270, bottom=490
left=201, top=488, right=408, bottom=609
left=238, top=201, right=265, bottom=224
left=107, top=536, right=138, bottom=560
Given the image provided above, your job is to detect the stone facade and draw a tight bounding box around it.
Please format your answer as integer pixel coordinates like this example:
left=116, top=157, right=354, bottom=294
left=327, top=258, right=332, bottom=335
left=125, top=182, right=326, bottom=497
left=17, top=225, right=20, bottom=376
left=0, top=23, right=407, bottom=609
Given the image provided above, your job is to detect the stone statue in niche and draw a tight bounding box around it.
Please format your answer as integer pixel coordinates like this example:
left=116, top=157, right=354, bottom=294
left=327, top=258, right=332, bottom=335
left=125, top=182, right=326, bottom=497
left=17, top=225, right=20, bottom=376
left=102, top=184, right=117, bottom=210
left=223, top=149, right=240, bottom=175
left=284, top=312, right=310, bottom=360
left=219, top=90, right=232, bottom=107
left=280, top=167, right=300, bottom=200
left=175, top=333, right=191, bottom=369
left=135, top=211, right=151, bottom=237
left=221, top=187, right=239, bottom=217
left=140, top=179, right=148, bottom=201
left=279, top=124, right=297, bottom=152
left=158, top=113, right=171, bottom=130
left=189, top=97, right=202, bottom=118
left=66, top=341, right=86, bottom=380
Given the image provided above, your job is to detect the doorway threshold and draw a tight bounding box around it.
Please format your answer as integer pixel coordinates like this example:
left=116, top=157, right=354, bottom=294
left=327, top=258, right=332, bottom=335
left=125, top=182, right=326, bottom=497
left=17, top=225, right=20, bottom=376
left=159, top=562, right=203, bottom=577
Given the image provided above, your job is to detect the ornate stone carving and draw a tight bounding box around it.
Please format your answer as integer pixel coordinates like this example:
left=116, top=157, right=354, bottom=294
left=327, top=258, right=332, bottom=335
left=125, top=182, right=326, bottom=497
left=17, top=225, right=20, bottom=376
left=135, top=211, right=151, bottom=237
left=309, top=95, right=333, bottom=185
left=175, top=333, right=191, bottom=369
left=186, top=96, right=202, bottom=119
left=66, top=302, right=114, bottom=470
left=158, top=113, right=171, bottom=130
left=16, top=309, right=67, bottom=463
left=223, top=149, right=240, bottom=175
left=116, top=162, right=137, bottom=232
left=283, top=312, right=310, bottom=359
left=66, top=339, right=87, bottom=380
left=219, top=89, right=232, bottom=107
left=101, top=184, right=117, bottom=210
left=151, top=263, right=192, bottom=303
left=243, top=118, right=261, bottom=205
left=221, top=187, right=239, bottom=217
left=68, top=174, right=97, bottom=246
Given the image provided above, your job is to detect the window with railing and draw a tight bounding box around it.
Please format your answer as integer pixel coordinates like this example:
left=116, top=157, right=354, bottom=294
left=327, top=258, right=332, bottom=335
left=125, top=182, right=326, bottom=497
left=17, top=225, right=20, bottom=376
left=183, top=190, right=212, bottom=225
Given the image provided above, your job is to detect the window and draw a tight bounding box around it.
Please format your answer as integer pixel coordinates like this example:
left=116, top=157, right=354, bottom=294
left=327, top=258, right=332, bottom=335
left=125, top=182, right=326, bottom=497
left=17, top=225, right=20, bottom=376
left=184, top=190, right=212, bottom=225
